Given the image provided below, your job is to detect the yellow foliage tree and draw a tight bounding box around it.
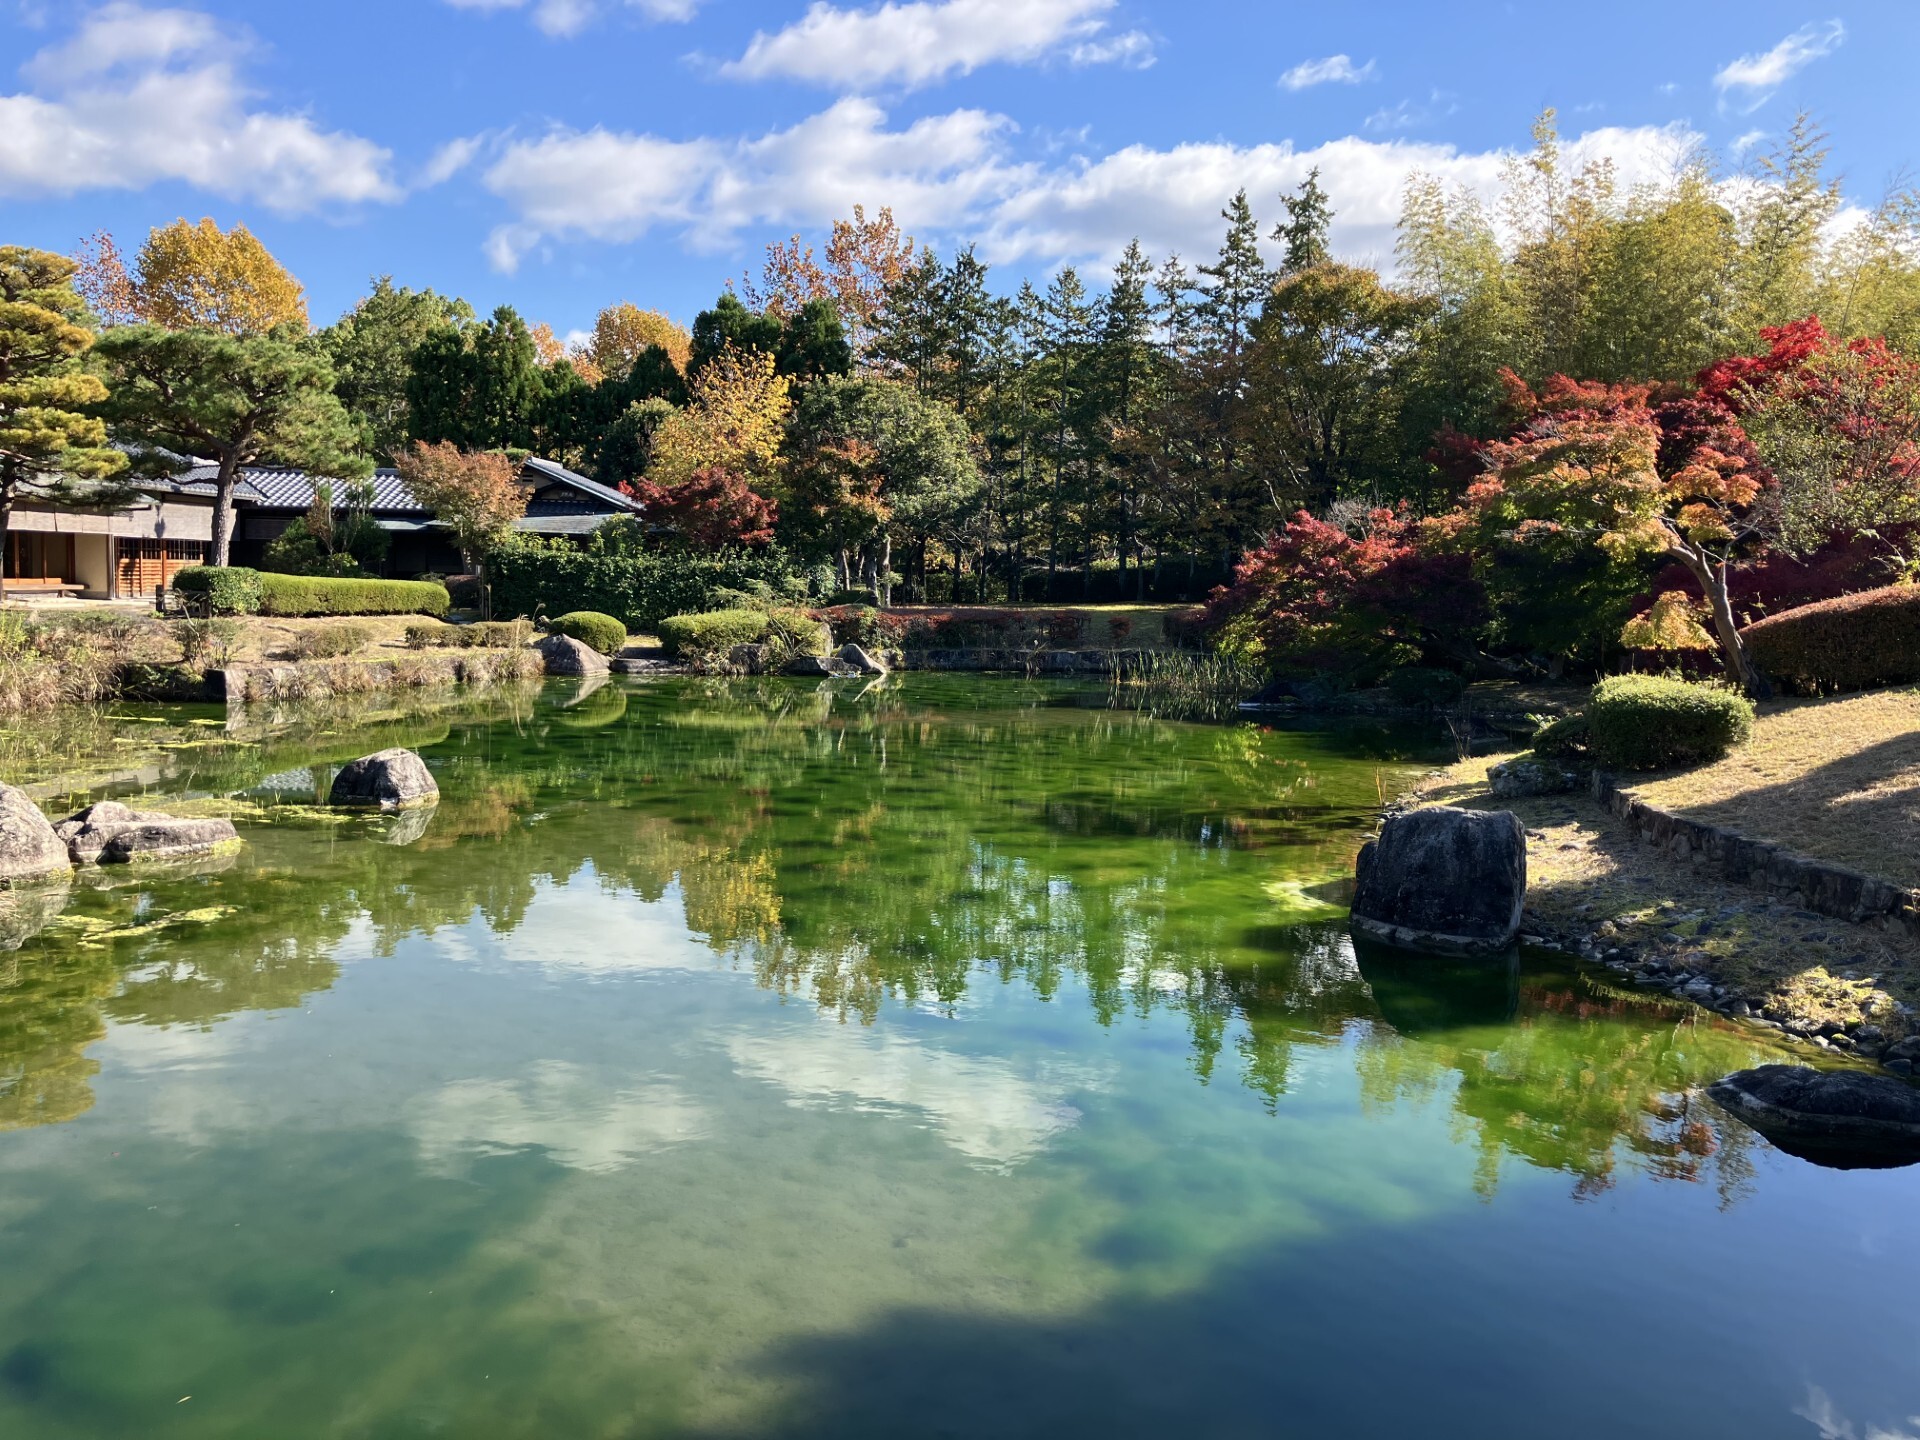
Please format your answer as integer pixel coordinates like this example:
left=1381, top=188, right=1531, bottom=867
left=1620, top=591, right=1716, bottom=653
left=586, top=302, right=692, bottom=378
left=648, top=345, right=790, bottom=488
left=131, top=219, right=308, bottom=336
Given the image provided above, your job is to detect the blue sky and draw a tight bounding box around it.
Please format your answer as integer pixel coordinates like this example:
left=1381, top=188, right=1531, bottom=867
left=3, top=2, right=1915, bottom=341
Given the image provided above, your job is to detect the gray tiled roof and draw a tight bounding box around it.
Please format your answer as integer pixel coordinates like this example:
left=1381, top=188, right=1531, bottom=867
left=237, top=465, right=428, bottom=513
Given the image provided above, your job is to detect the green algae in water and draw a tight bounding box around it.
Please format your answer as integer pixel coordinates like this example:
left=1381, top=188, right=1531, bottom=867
left=0, top=675, right=1917, bottom=1439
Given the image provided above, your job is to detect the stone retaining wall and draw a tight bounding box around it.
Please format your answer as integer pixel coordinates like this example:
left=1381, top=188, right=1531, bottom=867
left=893, top=647, right=1146, bottom=673
left=1594, top=771, right=1920, bottom=940
left=208, top=650, right=539, bottom=704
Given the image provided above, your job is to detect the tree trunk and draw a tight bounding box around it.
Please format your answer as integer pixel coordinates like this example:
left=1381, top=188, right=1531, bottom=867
left=1672, top=543, right=1765, bottom=695
left=876, top=533, right=893, bottom=608
left=211, top=450, right=241, bottom=567
left=0, top=481, right=13, bottom=603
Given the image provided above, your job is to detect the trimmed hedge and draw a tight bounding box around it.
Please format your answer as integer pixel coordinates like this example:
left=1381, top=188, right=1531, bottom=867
left=1741, top=583, right=1920, bottom=695
left=257, top=573, right=450, bottom=618
left=656, top=608, right=827, bottom=661
left=172, top=566, right=263, bottom=616
left=548, top=611, right=627, bottom=655
left=404, top=619, right=532, bottom=650
left=486, top=543, right=799, bottom=634
left=1587, top=675, right=1753, bottom=771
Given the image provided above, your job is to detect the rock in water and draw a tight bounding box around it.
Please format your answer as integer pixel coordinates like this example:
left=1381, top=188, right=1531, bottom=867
left=0, top=785, right=72, bottom=887
left=58, top=801, right=170, bottom=863
left=329, top=748, right=440, bottom=809
left=785, top=654, right=856, bottom=677
left=98, top=818, right=240, bottom=865
left=838, top=643, right=888, bottom=676
left=1350, top=805, right=1526, bottom=954
left=534, top=633, right=610, bottom=677
left=1710, top=1064, right=1920, bottom=1168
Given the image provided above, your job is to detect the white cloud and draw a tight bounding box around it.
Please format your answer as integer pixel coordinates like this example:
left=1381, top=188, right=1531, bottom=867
left=441, top=0, right=698, bottom=37
left=420, top=133, right=486, bottom=187
left=482, top=97, right=1023, bottom=269
left=1713, top=20, right=1844, bottom=111
left=1364, top=89, right=1458, bottom=134
left=720, top=0, right=1142, bottom=90
left=1731, top=128, right=1768, bottom=158
left=478, top=101, right=1705, bottom=280
left=1279, top=54, right=1375, bottom=91
left=0, top=3, right=398, bottom=211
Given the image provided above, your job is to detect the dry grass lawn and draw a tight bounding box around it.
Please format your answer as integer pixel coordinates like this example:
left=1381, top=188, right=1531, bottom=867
left=1626, top=687, right=1920, bottom=889
left=230, top=614, right=439, bottom=662
left=1413, top=752, right=1920, bottom=1029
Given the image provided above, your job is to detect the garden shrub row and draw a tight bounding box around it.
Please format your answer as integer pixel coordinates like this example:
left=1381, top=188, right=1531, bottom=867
left=173, top=567, right=449, bottom=618
left=1740, top=582, right=1920, bottom=695
left=486, top=543, right=798, bottom=633
left=1585, top=675, right=1753, bottom=770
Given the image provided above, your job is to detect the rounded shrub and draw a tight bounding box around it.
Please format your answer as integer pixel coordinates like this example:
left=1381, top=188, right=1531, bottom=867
left=656, top=609, right=774, bottom=660
left=1530, top=711, right=1591, bottom=761
left=548, top=610, right=627, bottom=655
left=1741, top=583, right=1920, bottom=695
left=171, top=566, right=262, bottom=616
left=1586, top=674, right=1754, bottom=771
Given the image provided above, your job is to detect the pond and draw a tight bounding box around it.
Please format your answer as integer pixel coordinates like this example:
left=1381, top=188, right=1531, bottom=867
left=0, top=675, right=1915, bottom=1438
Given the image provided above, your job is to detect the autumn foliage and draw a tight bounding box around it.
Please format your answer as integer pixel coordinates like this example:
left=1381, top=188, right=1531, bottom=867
left=624, top=466, right=778, bottom=549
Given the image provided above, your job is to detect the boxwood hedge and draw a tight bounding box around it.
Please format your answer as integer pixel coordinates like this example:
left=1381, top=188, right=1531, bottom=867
left=257, top=573, right=450, bottom=618
left=486, top=542, right=798, bottom=634
left=547, top=611, right=627, bottom=655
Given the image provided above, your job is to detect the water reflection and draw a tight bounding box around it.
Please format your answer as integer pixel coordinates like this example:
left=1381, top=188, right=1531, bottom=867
left=0, top=677, right=1795, bottom=1201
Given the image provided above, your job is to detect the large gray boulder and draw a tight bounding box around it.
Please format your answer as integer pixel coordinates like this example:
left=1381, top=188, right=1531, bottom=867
left=57, top=801, right=168, bottom=863
left=1710, top=1064, right=1920, bottom=1168
left=534, top=633, right=610, bottom=677
left=838, top=643, right=888, bottom=676
left=0, top=785, right=72, bottom=887
left=1350, top=805, right=1526, bottom=954
left=329, top=748, right=440, bottom=809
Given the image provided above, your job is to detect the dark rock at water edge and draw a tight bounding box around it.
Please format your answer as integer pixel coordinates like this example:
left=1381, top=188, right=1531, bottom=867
left=1350, top=805, right=1526, bottom=955
left=1709, top=1064, right=1920, bottom=1168
left=534, top=633, right=610, bottom=677
left=329, top=748, right=440, bottom=809
left=58, top=800, right=169, bottom=862
left=0, top=785, right=74, bottom=887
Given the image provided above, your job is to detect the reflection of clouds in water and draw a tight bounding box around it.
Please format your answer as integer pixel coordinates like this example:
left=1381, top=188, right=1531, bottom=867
left=99, top=1019, right=243, bottom=1072
left=1798, top=1386, right=1920, bottom=1440
left=725, top=1025, right=1099, bottom=1171
left=453, top=876, right=721, bottom=977
left=411, top=1060, right=709, bottom=1175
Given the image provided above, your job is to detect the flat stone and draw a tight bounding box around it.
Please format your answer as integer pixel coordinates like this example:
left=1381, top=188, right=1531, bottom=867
left=57, top=801, right=178, bottom=863
left=1350, top=805, right=1525, bottom=955
left=329, top=748, right=440, bottom=809
left=533, top=633, right=610, bottom=677
left=0, top=785, right=73, bottom=887
left=1710, top=1064, right=1920, bottom=1168
left=96, top=818, right=240, bottom=865
left=1488, top=758, right=1578, bottom=798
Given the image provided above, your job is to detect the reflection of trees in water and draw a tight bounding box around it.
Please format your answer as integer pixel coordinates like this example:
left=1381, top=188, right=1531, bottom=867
left=0, top=679, right=1776, bottom=1199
